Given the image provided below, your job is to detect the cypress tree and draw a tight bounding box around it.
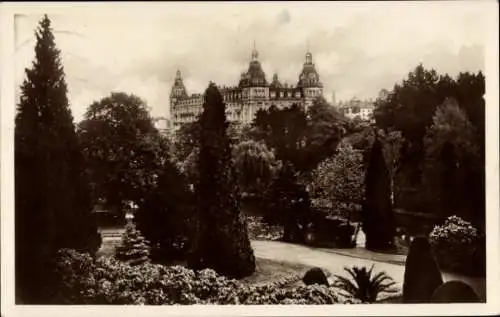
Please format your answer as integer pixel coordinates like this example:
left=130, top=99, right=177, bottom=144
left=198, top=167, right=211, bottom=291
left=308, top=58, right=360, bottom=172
left=361, top=137, right=395, bottom=250
left=187, top=82, right=255, bottom=278
left=15, top=15, right=100, bottom=303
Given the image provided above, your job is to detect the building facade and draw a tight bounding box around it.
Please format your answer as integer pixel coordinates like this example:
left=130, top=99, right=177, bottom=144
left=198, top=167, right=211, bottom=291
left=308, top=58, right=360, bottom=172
left=337, top=97, right=375, bottom=122
left=170, top=46, right=324, bottom=131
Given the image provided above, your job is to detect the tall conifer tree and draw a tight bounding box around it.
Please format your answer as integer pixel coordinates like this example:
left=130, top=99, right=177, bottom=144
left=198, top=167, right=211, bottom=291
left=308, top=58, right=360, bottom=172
left=187, top=83, right=255, bottom=278
left=362, top=137, right=395, bottom=250
left=15, top=15, right=100, bottom=303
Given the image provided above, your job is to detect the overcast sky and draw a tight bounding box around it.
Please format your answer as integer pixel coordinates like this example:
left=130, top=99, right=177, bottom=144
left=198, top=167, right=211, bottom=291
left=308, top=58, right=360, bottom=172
left=13, top=2, right=489, bottom=123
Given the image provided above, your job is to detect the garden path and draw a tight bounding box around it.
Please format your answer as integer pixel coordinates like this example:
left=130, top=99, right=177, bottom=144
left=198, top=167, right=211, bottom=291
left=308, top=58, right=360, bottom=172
left=251, top=240, right=486, bottom=301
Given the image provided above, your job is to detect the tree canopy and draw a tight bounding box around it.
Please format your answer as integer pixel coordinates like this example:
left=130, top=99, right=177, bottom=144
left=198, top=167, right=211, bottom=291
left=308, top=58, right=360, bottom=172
left=78, top=92, right=170, bottom=219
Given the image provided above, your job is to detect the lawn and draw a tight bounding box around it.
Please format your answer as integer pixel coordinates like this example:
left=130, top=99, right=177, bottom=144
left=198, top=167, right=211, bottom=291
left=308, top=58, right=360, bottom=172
left=241, top=258, right=329, bottom=286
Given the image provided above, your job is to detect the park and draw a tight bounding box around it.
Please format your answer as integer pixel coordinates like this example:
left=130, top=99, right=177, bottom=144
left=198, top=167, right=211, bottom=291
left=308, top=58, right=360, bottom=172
left=14, top=14, right=487, bottom=305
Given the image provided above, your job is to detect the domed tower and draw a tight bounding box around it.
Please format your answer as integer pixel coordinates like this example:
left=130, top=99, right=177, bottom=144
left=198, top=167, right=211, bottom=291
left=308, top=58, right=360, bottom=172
left=170, top=70, right=188, bottom=99
left=238, top=42, right=268, bottom=90
left=297, top=49, right=323, bottom=106
left=170, top=70, right=188, bottom=132
left=270, top=73, right=283, bottom=88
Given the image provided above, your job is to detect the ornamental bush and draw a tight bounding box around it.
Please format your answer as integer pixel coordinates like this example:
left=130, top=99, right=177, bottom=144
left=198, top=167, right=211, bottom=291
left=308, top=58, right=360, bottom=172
left=52, top=250, right=356, bottom=305
left=115, top=222, right=150, bottom=266
left=302, top=267, right=329, bottom=286
left=429, top=215, right=486, bottom=277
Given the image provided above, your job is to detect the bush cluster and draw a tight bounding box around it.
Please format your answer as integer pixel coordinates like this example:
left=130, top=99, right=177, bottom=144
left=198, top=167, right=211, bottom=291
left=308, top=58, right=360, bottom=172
left=246, top=215, right=283, bottom=241
left=52, top=249, right=356, bottom=305
left=429, top=215, right=485, bottom=276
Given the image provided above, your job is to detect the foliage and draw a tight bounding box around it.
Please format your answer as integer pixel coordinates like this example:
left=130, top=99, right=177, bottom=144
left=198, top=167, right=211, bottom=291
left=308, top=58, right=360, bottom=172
left=308, top=218, right=356, bottom=249
left=14, top=15, right=100, bottom=303
left=246, top=216, right=283, bottom=241
left=48, top=249, right=97, bottom=304
left=362, top=138, right=395, bottom=250
left=309, top=141, right=365, bottom=215
left=403, top=237, right=443, bottom=303
left=261, top=162, right=311, bottom=242
left=178, top=146, right=199, bottom=188
left=431, top=281, right=480, bottom=303
left=429, top=216, right=485, bottom=277
left=251, top=97, right=348, bottom=174
left=51, top=250, right=359, bottom=305
left=188, top=82, right=255, bottom=278
left=332, top=265, right=398, bottom=303
left=134, top=157, right=195, bottom=262
left=78, top=92, right=170, bottom=220
left=373, top=64, right=484, bottom=220
left=232, top=140, right=279, bottom=196
left=302, top=267, right=329, bottom=286
left=423, top=98, right=483, bottom=223
left=115, top=222, right=150, bottom=265
left=173, top=121, right=201, bottom=163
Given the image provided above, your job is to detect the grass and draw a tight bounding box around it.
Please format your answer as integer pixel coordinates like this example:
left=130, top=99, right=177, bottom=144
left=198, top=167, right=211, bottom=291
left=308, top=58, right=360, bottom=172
left=241, top=258, right=330, bottom=286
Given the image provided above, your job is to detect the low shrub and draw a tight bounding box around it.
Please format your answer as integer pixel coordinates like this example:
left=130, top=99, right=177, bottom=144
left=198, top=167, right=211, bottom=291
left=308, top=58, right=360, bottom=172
left=246, top=215, right=283, bottom=241
left=48, top=249, right=97, bottom=304
left=403, top=237, right=443, bottom=303
left=52, top=250, right=355, bottom=305
left=431, top=281, right=480, bottom=303
left=302, top=267, right=329, bottom=286
left=429, top=215, right=486, bottom=277
left=304, top=212, right=355, bottom=248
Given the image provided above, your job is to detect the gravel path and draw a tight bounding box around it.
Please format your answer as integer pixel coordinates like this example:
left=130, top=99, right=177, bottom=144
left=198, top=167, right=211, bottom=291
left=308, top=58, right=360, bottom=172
left=251, top=240, right=486, bottom=301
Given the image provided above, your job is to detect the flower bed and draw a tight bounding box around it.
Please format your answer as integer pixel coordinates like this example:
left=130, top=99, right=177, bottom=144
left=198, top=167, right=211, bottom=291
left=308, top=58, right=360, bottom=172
left=51, top=249, right=356, bottom=305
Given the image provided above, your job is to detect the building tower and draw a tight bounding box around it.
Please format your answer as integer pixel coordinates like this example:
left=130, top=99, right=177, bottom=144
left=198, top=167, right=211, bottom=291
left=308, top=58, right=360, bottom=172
left=297, top=49, right=323, bottom=107
left=170, top=70, right=188, bottom=100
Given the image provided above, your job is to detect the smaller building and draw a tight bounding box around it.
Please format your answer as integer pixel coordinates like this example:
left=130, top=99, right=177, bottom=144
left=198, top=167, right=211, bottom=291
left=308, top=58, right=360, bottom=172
left=337, top=97, right=375, bottom=122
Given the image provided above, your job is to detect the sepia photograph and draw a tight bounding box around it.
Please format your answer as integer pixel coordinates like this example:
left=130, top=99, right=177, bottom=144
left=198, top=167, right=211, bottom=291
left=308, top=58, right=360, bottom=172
left=1, top=1, right=499, bottom=316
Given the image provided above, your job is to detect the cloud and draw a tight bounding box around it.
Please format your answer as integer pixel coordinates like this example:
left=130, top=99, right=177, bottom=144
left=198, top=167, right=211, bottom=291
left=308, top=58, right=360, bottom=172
left=13, top=2, right=489, bottom=122
left=276, top=9, right=291, bottom=26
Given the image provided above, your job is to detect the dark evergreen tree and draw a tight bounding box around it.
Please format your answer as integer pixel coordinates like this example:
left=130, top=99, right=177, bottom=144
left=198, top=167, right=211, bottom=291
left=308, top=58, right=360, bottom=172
left=115, top=222, right=150, bottom=265
left=187, top=82, right=255, bottom=278
left=361, top=137, right=395, bottom=250
left=135, top=160, right=195, bottom=262
left=15, top=15, right=100, bottom=303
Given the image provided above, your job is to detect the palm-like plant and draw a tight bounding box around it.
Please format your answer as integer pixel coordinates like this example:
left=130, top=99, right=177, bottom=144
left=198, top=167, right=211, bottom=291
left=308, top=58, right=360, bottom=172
left=332, top=265, right=399, bottom=303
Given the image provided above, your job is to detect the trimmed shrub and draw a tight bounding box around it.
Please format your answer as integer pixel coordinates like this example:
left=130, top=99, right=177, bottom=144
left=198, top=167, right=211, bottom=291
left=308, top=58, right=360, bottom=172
left=429, top=215, right=486, bottom=277
left=303, top=267, right=329, bottom=286
left=403, top=237, right=443, bottom=303
left=431, top=281, right=480, bottom=303
left=115, top=222, right=150, bottom=266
